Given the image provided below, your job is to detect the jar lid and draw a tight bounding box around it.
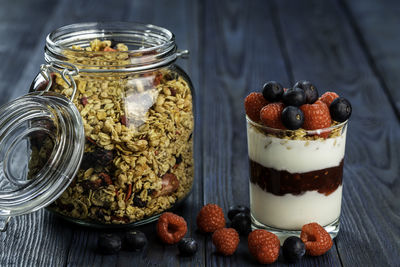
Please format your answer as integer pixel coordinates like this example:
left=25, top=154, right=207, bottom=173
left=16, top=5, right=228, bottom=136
left=0, top=91, right=85, bottom=226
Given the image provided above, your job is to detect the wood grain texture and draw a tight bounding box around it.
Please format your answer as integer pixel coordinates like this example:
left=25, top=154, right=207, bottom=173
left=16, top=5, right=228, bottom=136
left=341, top=0, right=400, bottom=116
left=275, top=0, right=400, bottom=266
left=0, top=0, right=59, bottom=105
left=0, top=0, right=399, bottom=266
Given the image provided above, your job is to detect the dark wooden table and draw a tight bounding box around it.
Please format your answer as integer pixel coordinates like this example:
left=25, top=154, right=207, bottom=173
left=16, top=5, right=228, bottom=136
left=1, top=0, right=399, bottom=266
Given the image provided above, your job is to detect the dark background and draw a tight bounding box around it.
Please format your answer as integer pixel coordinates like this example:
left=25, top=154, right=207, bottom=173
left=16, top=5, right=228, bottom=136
left=0, top=0, right=399, bottom=266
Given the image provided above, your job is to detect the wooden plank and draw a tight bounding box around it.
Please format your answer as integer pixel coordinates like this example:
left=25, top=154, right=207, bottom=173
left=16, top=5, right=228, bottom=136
left=0, top=0, right=59, bottom=105
left=275, top=0, right=400, bottom=266
left=340, top=0, right=400, bottom=117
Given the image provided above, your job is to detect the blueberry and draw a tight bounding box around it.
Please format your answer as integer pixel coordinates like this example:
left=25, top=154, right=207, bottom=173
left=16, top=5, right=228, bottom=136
left=124, top=230, right=147, bottom=251
left=281, top=106, right=304, bottom=130
left=282, top=87, right=306, bottom=106
left=262, top=81, right=284, bottom=102
left=231, top=212, right=251, bottom=235
left=330, top=97, right=352, bottom=122
left=178, top=238, right=198, bottom=256
left=282, top=236, right=306, bottom=263
left=97, top=233, right=122, bottom=255
left=294, top=80, right=319, bottom=104
left=227, top=205, right=250, bottom=221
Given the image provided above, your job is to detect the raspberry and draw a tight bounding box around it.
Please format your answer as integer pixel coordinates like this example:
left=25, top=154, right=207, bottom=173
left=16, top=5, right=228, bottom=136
left=300, top=222, right=333, bottom=256
left=319, top=92, right=339, bottom=107
left=156, top=212, right=187, bottom=244
left=260, top=103, right=285, bottom=129
left=196, top=204, right=226, bottom=233
left=300, top=100, right=331, bottom=137
left=244, top=92, right=268, bottom=122
left=248, top=229, right=280, bottom=264
left=212, top=228, right=239, bottom=256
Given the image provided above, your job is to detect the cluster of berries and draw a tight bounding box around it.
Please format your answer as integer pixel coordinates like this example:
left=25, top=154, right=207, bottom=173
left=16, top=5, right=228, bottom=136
left=155, top=204, right=333, bottom=264
left=97, top=230, right=148, bottom=254
left=244, top=80, right=352, bottom=134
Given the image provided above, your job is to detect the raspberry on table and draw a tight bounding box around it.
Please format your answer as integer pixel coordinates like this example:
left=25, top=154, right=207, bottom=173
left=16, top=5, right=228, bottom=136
left=212, top=228, right=239, bottom=256
left=244, top=92, right=268, bottom=122
left=300, top=100, right=331, bottom=137
left=300, top=222, right=333, bottom=256
left=260, top=102, right=285, bottom=129
left=156, top=212, right=187, bottom=244
left=319, top=91, right=339, bottom=107
left=248, top=229, right=280, bottom=264
left=196, top=203, right=226, bottom=233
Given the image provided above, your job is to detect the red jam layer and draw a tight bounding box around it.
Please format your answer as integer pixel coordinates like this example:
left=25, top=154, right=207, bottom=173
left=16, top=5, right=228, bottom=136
left=249, top=159, right=344, bottom=196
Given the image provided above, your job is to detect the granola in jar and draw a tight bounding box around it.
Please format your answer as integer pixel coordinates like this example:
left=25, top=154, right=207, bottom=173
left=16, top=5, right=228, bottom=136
left=30, top=36, right=194, bottom=225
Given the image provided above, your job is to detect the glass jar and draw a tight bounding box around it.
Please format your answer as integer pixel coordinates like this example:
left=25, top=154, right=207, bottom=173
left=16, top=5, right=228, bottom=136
left=0, top=22, right=194, bottom=229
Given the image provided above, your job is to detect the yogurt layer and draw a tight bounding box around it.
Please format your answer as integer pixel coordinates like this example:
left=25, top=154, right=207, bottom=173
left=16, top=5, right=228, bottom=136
left=247, top=124, right=347, bottom=173
left=250, top=183, right=343, bottom=230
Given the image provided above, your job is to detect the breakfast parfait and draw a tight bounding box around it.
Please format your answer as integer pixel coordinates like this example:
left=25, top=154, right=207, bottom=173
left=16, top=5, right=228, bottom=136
left=244, top=80, right=352, bottom=236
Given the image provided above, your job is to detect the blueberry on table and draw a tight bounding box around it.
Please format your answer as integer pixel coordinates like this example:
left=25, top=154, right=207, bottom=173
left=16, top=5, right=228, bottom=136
left=282, top=236, right=306, bottom=263
left=124, top=230, right=147, bottom=251
left=262, top=81, right=284, bottom=102
left=294, top=80, right=319, bottom=104
left=282, top=87, right=306, bottom=106
left=330, top=97, right=352, bottom=122
left=227, top=205, right=250, bottom=221
left=178, top=238, right=198, bottom=256
left=231, top=212, right=252, bottom=235
left=97, top=233, right=122, bottom=255
left=282, top=106, right=304, bottom=130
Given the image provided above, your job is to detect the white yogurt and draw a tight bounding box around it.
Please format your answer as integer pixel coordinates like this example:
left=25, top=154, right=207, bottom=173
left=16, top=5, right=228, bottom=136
left=247, top=124, right=346, bottom=173
left=247, top=123, right=347, bottom=230
left=250, top=183, right=343, bottom=230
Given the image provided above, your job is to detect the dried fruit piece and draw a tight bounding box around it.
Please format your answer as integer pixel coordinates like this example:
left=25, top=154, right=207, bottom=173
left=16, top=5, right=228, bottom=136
left=80, top=97, right=89, bottom=106
left=319, top=91, right=339, bottom=107
left=260, top=102, right=285, bottom=129
left=244, top=92, right=268, bottom=122
left=99, top=172, right=112, bottom=185
left=248, top=229, right=280, bottom=264
left=300, top=222, right=333, bottom=256
left=125, top=184, right=133, bottom=201
left=196, top=203, right=226, bottom=233
left=92, top=147, right=114, bottom=166
left=104, top=47, right=117, bottom=52
left=120, top=115, right=128, bottom=126
left=156, top=212, right=187, bottom=244
left=212, top=228, right=239, bottom=256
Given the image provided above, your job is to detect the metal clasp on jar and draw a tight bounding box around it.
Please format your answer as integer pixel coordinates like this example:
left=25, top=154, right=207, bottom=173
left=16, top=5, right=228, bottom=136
left=39, top=60, right=80, bottom=100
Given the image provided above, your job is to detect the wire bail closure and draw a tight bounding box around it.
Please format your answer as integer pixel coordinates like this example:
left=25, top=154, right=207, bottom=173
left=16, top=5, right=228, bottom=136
left=39, top=60, right=79, bottom=100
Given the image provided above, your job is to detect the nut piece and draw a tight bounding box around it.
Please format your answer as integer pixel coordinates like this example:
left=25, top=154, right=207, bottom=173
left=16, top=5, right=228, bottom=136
left=154, top=173, right=179, bottom=197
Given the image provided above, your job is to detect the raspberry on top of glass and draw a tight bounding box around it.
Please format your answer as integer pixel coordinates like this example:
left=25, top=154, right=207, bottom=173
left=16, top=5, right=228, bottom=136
left=245, top=80, right=352, bottom=135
